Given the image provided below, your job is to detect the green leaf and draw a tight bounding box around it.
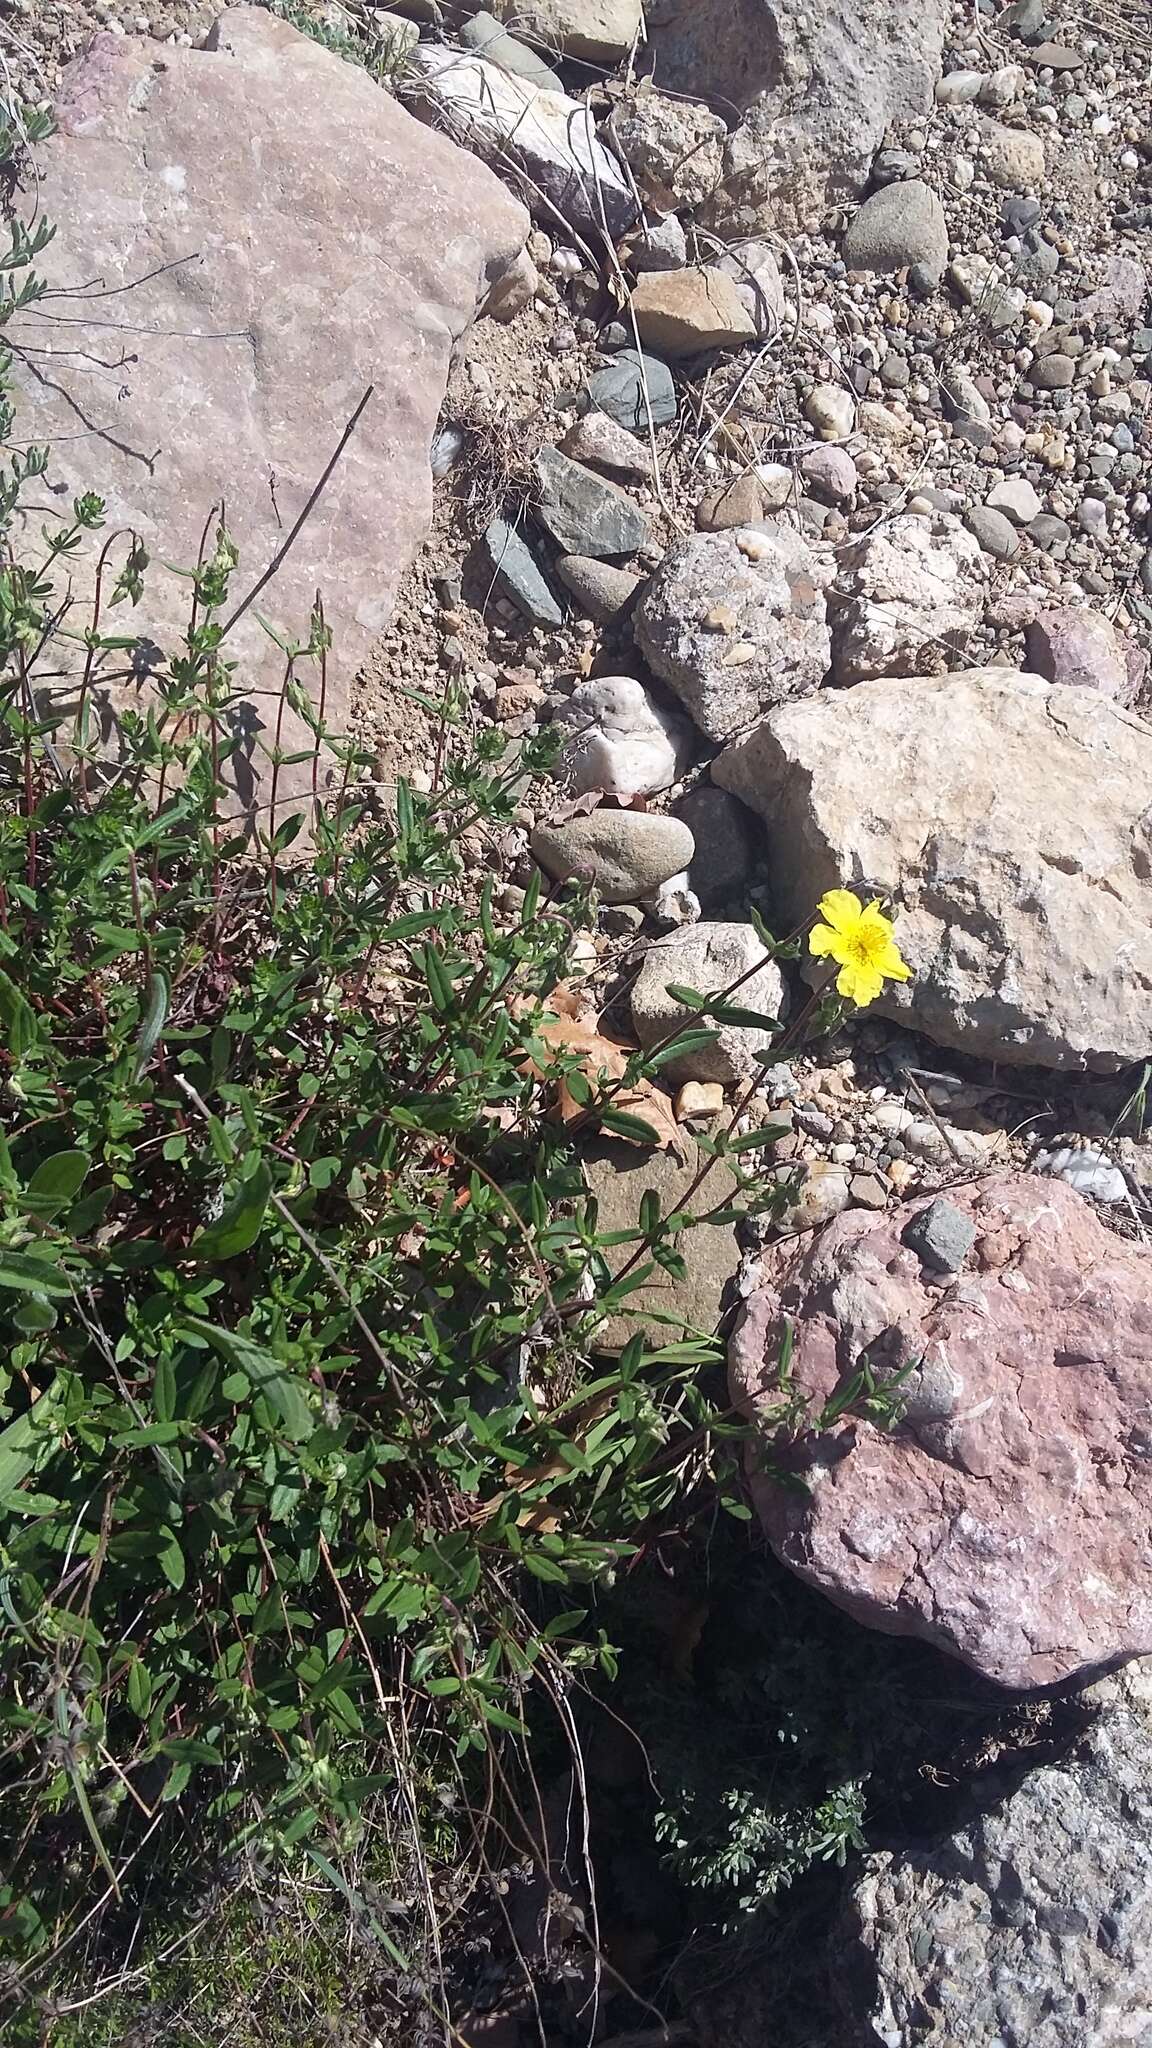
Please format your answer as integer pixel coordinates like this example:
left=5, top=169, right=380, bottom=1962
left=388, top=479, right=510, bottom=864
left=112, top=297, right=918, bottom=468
left=23, top=1149, right=91, bottom=1222
left=0, top=1246, right=71, bottom=1298
left=0, top=1397, right=52, bottom=1506
left=0, top=968, right=37, bottom=1057
left=728, top=1124, right=791, bottom=1151
left=126, top=1660, right=153, bottom=1717
left=158, top=1533, right=185, bottom=1589
left=182, top=1318, right=314, bottom=1441
left=187, top=1158, right=271, bottom=1261
left=153, top=1353, right=177, bottom=1424
left=599, top=1108, right=665, bottom=1146
left=132, top=970, right=170, bottom=1081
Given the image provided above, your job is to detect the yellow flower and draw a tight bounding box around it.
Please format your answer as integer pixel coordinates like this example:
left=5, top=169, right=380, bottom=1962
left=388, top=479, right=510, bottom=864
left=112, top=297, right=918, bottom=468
left=808, top=889, right=912, bottom=1009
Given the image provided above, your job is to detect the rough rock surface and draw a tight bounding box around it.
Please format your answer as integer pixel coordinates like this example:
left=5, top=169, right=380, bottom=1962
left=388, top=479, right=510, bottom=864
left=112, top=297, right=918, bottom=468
left=840, top=1661, right=1152, bottom=2045
left=408, top=44, right=635, bottom=236
left=530, top=810, right=694, bottom=902
left=491, top=0, right=643, bottom=63
left=714, top=667, right=1152, bottom=1071
left=1025, top=608, right=1144, bottom=705
left=643, top=0, right=949, bottom=234
left=583, top=1138, right=741, bottom=1350
left=609, top=91, right=727, bottom=212
left=635, top=528, right=831, bottom=741
left=534, top=446, right=648, bottom=557
left=672, top=785, right=755, bottom=910
left=631, top=922, right=787, bottom=1085
left=630, top=268, right=756, bottom=356
left=730, top=1174, right=1152, bottom=1689
left=828, top=516, right=986, bottom=683
left=552, top=676, right=686, bottom=797
left=13, top=10, right=528, bottom=806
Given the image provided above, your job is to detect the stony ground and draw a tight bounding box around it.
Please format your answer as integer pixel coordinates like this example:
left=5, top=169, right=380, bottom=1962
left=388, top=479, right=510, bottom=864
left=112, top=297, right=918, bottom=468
left=11, top=1, right=1152, bottom=2042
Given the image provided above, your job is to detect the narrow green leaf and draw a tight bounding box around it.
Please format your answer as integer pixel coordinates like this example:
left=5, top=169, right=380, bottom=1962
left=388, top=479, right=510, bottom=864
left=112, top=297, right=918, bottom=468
left=187, top=1158, right=271, bottom=1262
left=132, top=971, right=170, bottom=1081
left=182, top=1317, right=314, bottom=1441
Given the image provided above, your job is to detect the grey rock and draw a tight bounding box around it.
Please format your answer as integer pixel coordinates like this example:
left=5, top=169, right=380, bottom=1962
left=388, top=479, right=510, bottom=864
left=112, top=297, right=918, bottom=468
left=635, top=527, right=832, bottom=742
left=1026, top=38, right=1088, bottom=69
left=1029, top=511, right=1071, bottom=554
left=841, top=1662, right=1152, bottom=2048
left=488, top=0, right=644, bottom=64
left=634, top=213, right=688, bottom=272
left=1001, top=192, right=1042, bottom=235
left=459, top=11, right=563, bottom=91
left=584, top=349, right=678, bottom=435
left=481, top=518, right=564, bottom=626
left=843, top=179, right=948, bottom=278
left=554, top=553, right=643, bottom=620
left=987, top=475, right=1042, bottom=525
left=1036, top=1143, right=1128, bottom=1206
left=1000, top=0, right=1049, bottom=39
left=643, top=0, right=949, bottom=236
left=530, top=810, right=694, bottom=902
left=941, top=363, right=992, bottom=424
left=631, top=921, right=787, bottom=1085
left=965, top=504, right=1020, bottom=559
left=1032, top=351, right=1076, bottom=390
left=672, top=784, right=755, bottom=910
left=10, top=10, right=531, bottom=808
left=935, top=68, right=984, bottom=104
left=535, top=445, right=648, bottom=557
left=902, top=1196, right=977, bottom=1273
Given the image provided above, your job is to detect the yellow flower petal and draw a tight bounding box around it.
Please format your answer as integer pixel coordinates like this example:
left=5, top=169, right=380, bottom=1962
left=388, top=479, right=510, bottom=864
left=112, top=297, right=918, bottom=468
left=808, top=921, right=842, bottom=959
left=837, top=961, right=884, bottom=1007
left=874, top=941, right=912, bottom=982
left=814, top=888, right=864, bottom=937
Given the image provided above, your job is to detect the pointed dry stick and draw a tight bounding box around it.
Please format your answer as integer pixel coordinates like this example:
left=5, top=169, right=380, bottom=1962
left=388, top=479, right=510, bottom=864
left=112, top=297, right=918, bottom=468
left=218, top=385, right=374, bottom=642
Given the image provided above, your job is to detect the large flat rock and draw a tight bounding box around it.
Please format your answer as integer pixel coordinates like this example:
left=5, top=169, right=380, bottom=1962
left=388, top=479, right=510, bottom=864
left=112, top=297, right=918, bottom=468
left=14, top=9, right=527, bottom=808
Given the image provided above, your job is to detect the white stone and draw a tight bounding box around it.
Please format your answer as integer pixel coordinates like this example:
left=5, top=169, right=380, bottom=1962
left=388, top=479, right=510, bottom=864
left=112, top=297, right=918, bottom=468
left=805, top=382, right=856, bottom=440
left=553, top=676, right=688, bottom=799
left=1036, top=1145, right=1128, bottom=1205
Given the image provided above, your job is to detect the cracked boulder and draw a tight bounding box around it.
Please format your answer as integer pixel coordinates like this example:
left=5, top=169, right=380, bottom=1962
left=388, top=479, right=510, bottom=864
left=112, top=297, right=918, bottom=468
left=828, top=515, right=987, bottom=684
left=713, top=666, right=1152, bottom=1071
left=642, top=0, right=949, bottom=234
left=730, top=1174, right=1152, bottom=1690
left=13, top=9, right=528, bottom=809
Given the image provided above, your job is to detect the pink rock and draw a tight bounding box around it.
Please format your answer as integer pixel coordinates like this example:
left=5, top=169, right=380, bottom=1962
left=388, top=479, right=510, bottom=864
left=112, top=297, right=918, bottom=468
left=800, top=443, right=858, bottom=504
left=730, top=1174, right=1152, bottom=1690
left=1024, top=608, right=1145, bottom=704
left=13, top=10, right=527, bottom=806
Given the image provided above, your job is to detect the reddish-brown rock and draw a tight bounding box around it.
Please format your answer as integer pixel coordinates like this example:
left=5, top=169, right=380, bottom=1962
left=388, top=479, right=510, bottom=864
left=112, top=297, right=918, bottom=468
left=1024, top=607, right=1146, bottom=705
left=730, top=1174, right=1152, bottom=1690
left=13, top=10, right=527, bottom=806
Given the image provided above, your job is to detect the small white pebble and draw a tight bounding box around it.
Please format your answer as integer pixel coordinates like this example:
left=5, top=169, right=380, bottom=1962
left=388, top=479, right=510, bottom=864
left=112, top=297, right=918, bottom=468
left=1120, top=148, right=1140, bottom=172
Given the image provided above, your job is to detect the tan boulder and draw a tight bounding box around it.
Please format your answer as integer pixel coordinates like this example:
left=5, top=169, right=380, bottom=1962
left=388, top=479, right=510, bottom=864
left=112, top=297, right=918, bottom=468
left=714, top=666, right=1152, bottom=1070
